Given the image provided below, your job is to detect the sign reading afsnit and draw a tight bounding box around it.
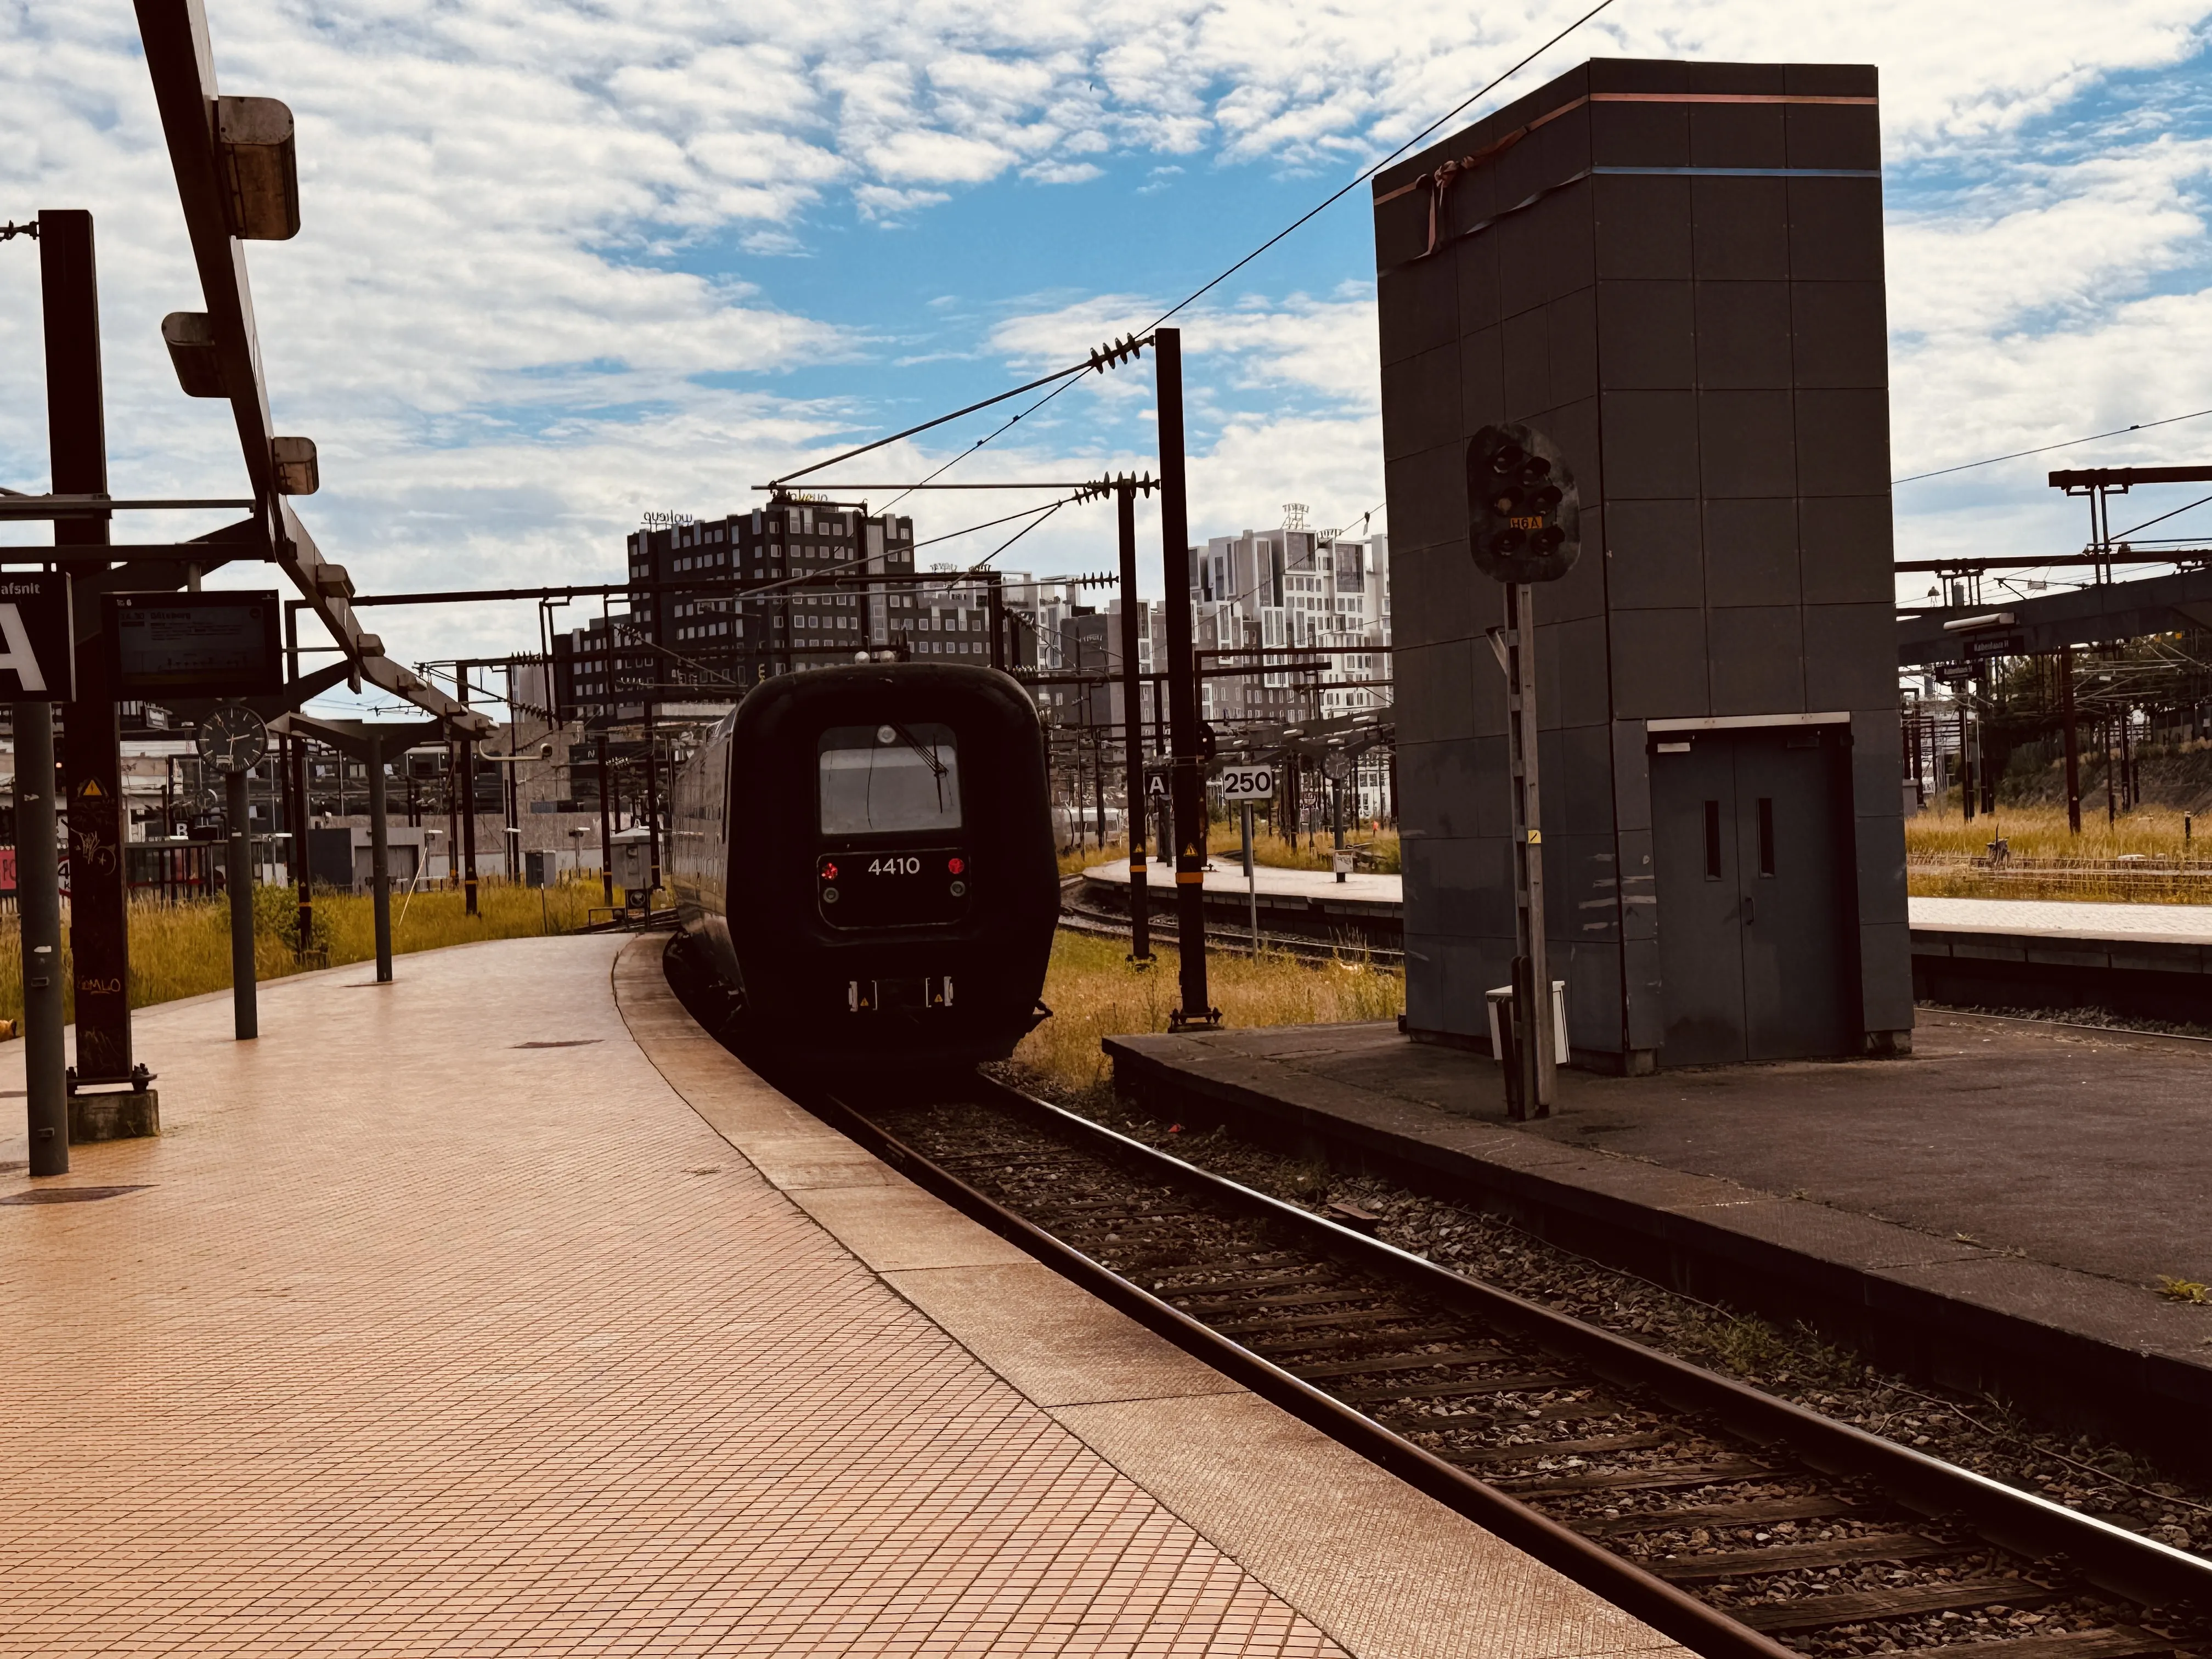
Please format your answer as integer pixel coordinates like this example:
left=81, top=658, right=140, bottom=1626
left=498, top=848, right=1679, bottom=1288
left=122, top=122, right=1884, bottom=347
left=0, top=575, right=75, bottom=702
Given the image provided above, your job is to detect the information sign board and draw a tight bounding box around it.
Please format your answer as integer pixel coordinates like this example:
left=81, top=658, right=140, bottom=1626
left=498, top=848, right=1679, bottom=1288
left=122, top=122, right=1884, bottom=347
left=1216, top=764, right=1276, bottom=802
left=1962, top=631, right=2024, bottom=661
left=0, top=574, right=75, bottom=702
left=108, top=591, right=283, bottom=698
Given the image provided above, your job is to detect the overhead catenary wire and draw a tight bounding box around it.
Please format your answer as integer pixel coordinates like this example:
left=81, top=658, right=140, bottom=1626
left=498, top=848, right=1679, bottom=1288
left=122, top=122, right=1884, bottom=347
left=788, top=0, right=1622, bottom=501
left=1893, top=407, right=2212, bottom=486
left=2108, top=491, right=2212, bottom=541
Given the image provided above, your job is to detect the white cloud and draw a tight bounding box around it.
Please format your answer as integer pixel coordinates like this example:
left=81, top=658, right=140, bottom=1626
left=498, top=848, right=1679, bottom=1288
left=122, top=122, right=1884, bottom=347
left=865, top=129, right=1017, bottom=185
left=13, top=0, right=2212, bottom=668
left=1024, top=160, right=1105, bottom=184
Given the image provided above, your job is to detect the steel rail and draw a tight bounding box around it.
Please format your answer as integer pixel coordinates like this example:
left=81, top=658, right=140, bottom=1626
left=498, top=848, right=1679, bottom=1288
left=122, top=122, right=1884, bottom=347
left=817, top=1080, right=2212, bottom=1642
left=811, top=1084, right=1794, bottom=1659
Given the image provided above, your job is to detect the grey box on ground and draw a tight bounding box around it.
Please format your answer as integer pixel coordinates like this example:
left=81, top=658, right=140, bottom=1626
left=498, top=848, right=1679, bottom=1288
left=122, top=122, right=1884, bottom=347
left=1375, top=58, right=1911, bottom=1070
left=69, top=1091, right=158, bottom=1143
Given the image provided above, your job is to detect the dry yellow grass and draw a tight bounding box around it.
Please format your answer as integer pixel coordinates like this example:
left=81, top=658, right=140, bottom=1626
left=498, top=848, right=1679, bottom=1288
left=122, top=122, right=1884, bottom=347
left=1015, top=928, right=1402, bottom=1100
left=1250, top=826, right=1402, bottom=873
left=1906, top=802, right=2209, bottom=860
left=0, top=878, right=602, bottom=1031
left=1905, top=803, right=2212, bottom=902
left=1056, top=841, right=1132, bottom=877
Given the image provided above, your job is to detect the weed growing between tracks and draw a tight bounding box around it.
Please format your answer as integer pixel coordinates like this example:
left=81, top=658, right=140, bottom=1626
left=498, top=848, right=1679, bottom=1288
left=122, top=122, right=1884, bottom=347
left=1015, top=928, right=1402, bottom=1094
left=0, top=879, right=600, bottom=1029
left=988, top=1061, right=2212, bottom=1562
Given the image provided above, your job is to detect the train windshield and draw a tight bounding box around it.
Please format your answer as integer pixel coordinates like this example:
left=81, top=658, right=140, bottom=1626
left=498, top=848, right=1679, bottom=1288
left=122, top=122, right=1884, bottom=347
left=818, top=723, right=961, bottom=834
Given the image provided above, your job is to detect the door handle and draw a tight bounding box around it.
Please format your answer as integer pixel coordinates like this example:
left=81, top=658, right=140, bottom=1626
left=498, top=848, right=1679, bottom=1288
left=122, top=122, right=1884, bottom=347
left=1743, top=894, right=1755, bottom=924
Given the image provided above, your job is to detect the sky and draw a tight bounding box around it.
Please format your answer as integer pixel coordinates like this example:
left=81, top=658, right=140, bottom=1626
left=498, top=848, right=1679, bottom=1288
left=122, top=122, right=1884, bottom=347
left=5, top=0, right=2212, bottom=710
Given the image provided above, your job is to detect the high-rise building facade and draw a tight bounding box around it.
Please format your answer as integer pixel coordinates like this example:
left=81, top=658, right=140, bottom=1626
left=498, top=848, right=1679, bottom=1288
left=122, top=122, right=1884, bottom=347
left=554, top=501, right=916, bottom=720
left=1189, top=521, right=1391, bottom=729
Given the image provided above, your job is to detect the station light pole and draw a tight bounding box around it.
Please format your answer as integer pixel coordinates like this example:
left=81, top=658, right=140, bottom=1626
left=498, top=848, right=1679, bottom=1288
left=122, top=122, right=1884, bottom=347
left=42, top=207, right=139, bottom=1093
left=366, top=732, right=392, bottom=981
left=225, top=766, right=257, bottom=1039
left=595, top=731, right=614, bottom=905
left=18, top=704, right=67, bottom=1173
left=458, top=661, right=479, bottom=915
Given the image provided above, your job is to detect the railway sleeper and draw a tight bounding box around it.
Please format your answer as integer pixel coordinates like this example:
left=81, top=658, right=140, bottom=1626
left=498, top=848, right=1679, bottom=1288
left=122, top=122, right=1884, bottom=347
left=1207, top=1300, right=1430, bottom=1331
left=1152, top=1266, right=1338, bottom=1296
left=1575, top=1496, right=1866, bottom=1537
left=1915, top=1627, right=2177, bottom=1659
left=1651, top=1532, right=1954, bottom=1581
left=1245, top=1325, right=1481, bottom=1355
left=1291, top=1350, right=1551, bottom=1384
left=1449, top=1429, right=1690, bottom=1466
left=1503, top=1459, right=1781, bottom=1497
left=1731, top=1581, right=2061, bottom=1633
left=1193, top=1291, right=1415, bottom=1322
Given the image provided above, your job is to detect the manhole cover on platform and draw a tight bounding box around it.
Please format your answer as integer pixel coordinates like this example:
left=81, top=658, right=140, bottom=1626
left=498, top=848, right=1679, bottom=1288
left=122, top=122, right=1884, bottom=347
left=512, top=1040, right=602, bottom=1049
left=0, top=1186, right=150, bottom=1205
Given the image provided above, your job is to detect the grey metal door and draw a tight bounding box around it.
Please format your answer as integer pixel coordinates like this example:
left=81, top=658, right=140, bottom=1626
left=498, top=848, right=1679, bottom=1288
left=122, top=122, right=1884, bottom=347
left=1650, top=736, right=1750, bottom=1064
left=1651, top=728, right=1853, bottom=1064
left=1734, top=729, right=1852, bottom=1059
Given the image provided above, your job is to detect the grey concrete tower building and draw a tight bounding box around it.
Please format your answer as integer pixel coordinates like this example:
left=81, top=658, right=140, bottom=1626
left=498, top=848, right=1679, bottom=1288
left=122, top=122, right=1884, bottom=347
left=1374, top=58, right=1911, bottom=1071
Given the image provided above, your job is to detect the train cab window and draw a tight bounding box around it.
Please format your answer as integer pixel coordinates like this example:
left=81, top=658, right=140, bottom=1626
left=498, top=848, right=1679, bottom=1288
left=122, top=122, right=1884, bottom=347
left=819, top=724, right=961, bottom=834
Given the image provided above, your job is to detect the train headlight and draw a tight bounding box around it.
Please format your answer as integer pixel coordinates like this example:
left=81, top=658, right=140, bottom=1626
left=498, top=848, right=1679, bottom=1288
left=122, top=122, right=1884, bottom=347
left=949, top=881, right=967, bottom=898
left=823, top=888, right=840, bottom=903
left=947, top=856, right=965, bottom=874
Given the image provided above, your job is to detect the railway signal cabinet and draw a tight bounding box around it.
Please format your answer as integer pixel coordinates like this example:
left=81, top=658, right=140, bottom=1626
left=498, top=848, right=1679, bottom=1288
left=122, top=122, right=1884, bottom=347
left=1374, top=57, right=1911, bottom=1070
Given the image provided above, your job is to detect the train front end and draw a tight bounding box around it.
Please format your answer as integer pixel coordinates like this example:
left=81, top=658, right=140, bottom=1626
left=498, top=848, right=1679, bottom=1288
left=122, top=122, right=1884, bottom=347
left=725, top=664, right=1057, bottom=1073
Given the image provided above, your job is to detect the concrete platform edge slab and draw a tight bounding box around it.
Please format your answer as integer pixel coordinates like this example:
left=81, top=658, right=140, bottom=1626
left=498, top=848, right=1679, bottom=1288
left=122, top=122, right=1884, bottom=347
left=612, top=936, right=1682, bottom=1659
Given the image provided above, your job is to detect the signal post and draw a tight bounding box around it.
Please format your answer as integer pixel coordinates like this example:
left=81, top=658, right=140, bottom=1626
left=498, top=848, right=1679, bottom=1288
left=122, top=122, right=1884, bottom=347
left=1468, top=422, right=1580, bottom=1120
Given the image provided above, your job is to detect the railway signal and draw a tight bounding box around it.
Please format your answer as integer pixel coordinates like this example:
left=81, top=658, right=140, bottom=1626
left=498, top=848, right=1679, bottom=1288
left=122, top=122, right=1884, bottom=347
left=1466, top=422, right=1579, bottom=584
left=1466, top=421, right=1583, bottom=1121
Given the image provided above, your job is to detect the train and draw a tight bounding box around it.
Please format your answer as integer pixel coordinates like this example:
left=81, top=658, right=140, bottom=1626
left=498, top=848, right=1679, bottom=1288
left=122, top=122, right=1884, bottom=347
left=667, top=661, right=1060, bottom=1072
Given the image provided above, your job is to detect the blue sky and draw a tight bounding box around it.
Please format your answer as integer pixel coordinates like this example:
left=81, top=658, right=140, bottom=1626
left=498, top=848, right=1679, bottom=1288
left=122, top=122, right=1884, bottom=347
left=5, top=0, right=2212, bottom=706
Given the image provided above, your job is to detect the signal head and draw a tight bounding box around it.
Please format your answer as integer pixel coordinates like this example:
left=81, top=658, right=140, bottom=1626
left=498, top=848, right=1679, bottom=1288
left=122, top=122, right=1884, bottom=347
left=1465, top=422, right=1580, bottom=584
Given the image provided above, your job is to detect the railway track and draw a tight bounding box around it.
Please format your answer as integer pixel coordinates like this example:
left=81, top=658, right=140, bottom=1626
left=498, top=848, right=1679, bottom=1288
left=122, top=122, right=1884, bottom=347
left=814, top=1076, right=2212, bottom=1659
left=1057, top=881, right=1404, bottom=963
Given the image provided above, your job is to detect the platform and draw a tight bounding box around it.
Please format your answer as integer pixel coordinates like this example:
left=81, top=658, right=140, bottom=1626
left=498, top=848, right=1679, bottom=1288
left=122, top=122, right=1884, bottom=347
left=0, top=934, right=1679, bottom=1659
left=1104, top=1012, right=2212, bottom=1470
left=1087, top=859, right=2212, bottom=941
left=1082, top=861, right=2212, bottom=1017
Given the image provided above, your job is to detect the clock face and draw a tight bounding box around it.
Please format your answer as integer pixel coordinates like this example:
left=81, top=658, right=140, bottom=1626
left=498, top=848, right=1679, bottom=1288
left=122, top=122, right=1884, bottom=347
left=196, top=704, right=269, bottom=775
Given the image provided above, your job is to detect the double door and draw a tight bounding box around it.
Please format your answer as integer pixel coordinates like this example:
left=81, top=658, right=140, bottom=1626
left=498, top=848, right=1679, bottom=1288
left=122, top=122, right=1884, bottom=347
left=1651, top=726, right=1854, bottom=1063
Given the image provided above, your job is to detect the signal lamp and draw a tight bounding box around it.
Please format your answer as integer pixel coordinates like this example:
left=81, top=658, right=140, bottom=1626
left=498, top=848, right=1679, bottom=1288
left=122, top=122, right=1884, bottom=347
left=1465, top=422, right=1580, bottom=584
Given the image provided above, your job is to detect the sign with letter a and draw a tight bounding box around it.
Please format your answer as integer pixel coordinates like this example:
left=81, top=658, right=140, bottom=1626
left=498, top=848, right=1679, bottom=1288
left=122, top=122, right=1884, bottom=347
left=0, top=575, right=74, bottom=702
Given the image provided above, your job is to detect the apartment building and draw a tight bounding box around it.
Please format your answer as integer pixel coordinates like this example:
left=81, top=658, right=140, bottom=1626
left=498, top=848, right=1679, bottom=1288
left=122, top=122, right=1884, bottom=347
left=1190, top=515, right=1391, bottom=729
left=553, top=501, right=917, bottom=720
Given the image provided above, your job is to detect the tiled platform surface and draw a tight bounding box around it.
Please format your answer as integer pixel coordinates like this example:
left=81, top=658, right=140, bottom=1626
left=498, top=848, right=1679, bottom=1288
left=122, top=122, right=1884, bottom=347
left=1105, top=1013, right=2212, bottom=1452
left=0, top=935, right=1678, bottom=1659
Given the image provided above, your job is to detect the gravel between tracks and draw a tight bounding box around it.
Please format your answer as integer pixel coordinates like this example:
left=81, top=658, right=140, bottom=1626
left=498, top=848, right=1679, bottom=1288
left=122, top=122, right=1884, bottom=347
left=988, top=1063, right=2212, bottom=1565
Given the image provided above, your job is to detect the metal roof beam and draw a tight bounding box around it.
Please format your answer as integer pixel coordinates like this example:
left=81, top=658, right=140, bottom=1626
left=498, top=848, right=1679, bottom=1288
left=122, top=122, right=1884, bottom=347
left=132, top=0, right=494, bottom=736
